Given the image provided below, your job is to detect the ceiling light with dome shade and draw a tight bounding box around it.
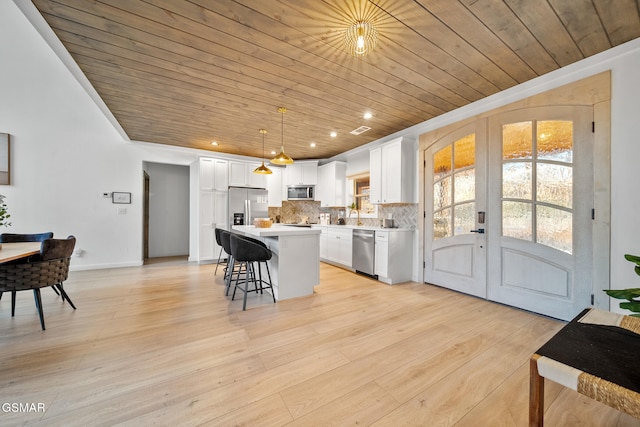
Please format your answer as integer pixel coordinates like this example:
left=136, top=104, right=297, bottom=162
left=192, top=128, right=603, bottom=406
left=253, top=129, right=272, bottom=175
left=270, top=107, right=294, bottom=165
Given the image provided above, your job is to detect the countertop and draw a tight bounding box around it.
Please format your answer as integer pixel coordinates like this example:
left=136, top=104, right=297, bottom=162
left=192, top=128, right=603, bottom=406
left=232, top=225, right=322, bottom=237
left=310, top=224, right=413, bottom=232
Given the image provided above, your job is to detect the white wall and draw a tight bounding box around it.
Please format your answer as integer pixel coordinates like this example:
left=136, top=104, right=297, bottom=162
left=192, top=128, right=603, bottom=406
left=144, top=162, right=190, bottom=258
left=3, top=0, right=640, bottom=308
left=0, top=1, right=204, bottom=270
left=609, top=47, right=640, bottom=304
left=344, top=151, right=370, bottom=177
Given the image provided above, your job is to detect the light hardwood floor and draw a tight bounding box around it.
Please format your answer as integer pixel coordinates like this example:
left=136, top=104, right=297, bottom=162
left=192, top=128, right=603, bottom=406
left=1, top=259, right=638, bottom=426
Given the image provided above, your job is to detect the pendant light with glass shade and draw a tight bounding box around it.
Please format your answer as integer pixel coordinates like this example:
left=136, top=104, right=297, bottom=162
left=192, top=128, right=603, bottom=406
left=253, top=129, right=272, bottom=175
left=270, top=106, right=294, bottom=165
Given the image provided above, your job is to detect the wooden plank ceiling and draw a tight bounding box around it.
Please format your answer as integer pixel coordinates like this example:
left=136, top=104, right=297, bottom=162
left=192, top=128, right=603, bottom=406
left=32, top=0, right=640, bottom=160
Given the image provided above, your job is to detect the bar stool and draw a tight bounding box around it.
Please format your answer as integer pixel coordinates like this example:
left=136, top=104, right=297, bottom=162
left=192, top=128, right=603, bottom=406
left=219, top=230, right=237, bottom=295
left=229, top=234, right=275, bottom=310
left=214, top=228, right=227, bottom=275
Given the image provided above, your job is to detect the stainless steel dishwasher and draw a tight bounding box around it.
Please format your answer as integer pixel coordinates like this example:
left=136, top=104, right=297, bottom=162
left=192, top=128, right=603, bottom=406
left=352, top=229, right=377, bottom=278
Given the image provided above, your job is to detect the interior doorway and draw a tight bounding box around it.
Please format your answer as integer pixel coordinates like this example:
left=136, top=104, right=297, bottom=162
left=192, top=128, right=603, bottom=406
left=144, top=171, right=150, bottom=260
left=142, top=162, right=190, bottom=263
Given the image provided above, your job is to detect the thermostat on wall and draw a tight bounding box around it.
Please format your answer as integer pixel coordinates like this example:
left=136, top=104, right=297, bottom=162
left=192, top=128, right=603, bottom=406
left=112, top=192, right=131, bottom=204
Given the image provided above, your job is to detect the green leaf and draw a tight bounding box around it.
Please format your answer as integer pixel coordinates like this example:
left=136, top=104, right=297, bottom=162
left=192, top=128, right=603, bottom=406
left=620, top=301, right=640, bottom=313
left=604, top=288, right=640, bottom=300
left=625, top=254, right=640, bottom=265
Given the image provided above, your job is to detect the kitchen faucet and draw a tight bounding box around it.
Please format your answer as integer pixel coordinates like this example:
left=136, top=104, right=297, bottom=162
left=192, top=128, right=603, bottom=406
left=350, top=208, right=362, bottom=226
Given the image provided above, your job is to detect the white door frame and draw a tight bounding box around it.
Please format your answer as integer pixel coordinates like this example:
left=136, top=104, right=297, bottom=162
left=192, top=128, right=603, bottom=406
left=419, top=103, right=610, bottom=318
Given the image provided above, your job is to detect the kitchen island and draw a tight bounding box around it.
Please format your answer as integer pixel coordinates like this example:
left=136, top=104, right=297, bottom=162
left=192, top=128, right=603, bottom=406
left=231, top=225, right=321, bottom=301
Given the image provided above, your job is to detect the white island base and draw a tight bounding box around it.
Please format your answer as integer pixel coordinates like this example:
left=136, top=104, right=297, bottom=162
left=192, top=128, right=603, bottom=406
left=231, top=225, right=320, bottom=301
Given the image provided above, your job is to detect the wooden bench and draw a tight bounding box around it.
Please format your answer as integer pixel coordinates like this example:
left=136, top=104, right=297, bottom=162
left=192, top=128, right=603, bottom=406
left=530, top=308, right=640, bottom=426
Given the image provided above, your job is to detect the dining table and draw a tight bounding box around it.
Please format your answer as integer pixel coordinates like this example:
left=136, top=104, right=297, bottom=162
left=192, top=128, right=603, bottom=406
left=0, top=242, right=41, bottom=263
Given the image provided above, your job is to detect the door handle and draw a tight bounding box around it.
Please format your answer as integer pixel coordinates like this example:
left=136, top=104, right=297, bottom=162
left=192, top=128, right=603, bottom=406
left=470, top=228, right=485, bottom=234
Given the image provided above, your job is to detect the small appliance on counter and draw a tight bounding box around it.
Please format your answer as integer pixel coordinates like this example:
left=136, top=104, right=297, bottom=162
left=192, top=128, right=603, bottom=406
left=382, top=213, right=395, bottom=228
left=319, top=213, right=330, bottom=225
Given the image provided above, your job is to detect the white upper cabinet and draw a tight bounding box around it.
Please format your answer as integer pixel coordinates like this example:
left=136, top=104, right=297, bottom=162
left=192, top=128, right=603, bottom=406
left=284, top=161, right=318, bottom=186
left=266, top=166, right=284, bottom=207
left=369, top=147, right=382, bottom=204
left=229, top=161, right=267, bottom=188
left=214, top=159, right=228, bottom=191
left=199, top=157, right=228, bottom=191
left=317, top=161, right=347, bottom=207
left=369, top=137, right=415, bottom=204
left=247, top=163, right=267, bottom=188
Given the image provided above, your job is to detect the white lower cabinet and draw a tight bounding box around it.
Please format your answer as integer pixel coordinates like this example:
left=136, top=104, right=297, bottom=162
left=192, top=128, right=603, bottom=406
left=325, top=227, right=352, bottom=267
left=314, top=226, right=329, bottom=259
left=316, top=226, right=412, bottom=282
left=375, top=230, right=413, bottom=284
left=374, top=232, right=389, bottom=278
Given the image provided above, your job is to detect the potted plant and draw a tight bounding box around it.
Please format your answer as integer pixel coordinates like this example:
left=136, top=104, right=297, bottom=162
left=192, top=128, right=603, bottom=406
left=604, top=254, right=640, bottom=317
left=0, top=194, right=10, bottom=227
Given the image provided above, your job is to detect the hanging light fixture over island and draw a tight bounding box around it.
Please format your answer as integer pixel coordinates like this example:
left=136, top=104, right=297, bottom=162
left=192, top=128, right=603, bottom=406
left=270, top=107, right=294, bottom=165
left=253, top=128, right=272, bottom=175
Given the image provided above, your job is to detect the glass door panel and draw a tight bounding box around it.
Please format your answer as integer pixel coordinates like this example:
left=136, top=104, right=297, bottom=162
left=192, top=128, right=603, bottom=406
left=502, top=121, right=533, bottom=160
left=501, top=119, right=574, bottom=254
left=537, top=163, right=573, bottom=208
left=537, top=206, right=572, bottom=253
left=502, top=201, right=532, bottom=240
left=454, top=202, right=475, bottom=236
left=432, top=134, right=476, bottom=240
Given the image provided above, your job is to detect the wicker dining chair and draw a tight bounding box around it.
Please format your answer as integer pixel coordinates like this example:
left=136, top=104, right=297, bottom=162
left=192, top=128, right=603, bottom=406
left=0, top=235, right=76, bottom=330
left=0, top=232, right=55, bottom=297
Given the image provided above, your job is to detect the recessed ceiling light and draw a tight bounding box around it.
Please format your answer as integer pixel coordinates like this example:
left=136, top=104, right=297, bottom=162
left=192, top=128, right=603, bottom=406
left=211, top=141, right=218, bottom=146
left=270, top=150, right=276, bottom=155
left=330, top=131, right=337, bottom=138
left=363, top=112, right=373, bottom=119
left=310, top=142, right=316, bottom=148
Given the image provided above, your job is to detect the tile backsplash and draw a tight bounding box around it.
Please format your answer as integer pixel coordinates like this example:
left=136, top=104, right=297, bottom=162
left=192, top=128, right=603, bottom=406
left=269, top=201, right=418, bottom=229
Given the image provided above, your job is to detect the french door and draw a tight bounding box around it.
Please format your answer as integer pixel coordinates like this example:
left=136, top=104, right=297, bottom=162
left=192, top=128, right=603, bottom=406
left=424, top=122, right=487, bottom=298
left=425, top=106, right=594, bottom=321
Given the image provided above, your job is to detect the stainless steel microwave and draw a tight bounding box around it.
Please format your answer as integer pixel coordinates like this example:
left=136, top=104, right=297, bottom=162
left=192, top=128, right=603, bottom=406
left=287, top=185, right=314, bottom=200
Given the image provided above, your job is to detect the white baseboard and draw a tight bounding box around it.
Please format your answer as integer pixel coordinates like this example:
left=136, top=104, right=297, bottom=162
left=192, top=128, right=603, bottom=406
left=69, top=260, right=144, bottom=271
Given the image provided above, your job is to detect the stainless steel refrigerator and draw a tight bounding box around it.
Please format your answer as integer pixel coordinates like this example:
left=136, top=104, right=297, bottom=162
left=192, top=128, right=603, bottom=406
left=228, top=186, right=269, bottom=227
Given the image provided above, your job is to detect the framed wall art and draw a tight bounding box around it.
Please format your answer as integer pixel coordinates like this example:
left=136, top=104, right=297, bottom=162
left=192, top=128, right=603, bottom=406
left=0, top=133, right=10, bottom=185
